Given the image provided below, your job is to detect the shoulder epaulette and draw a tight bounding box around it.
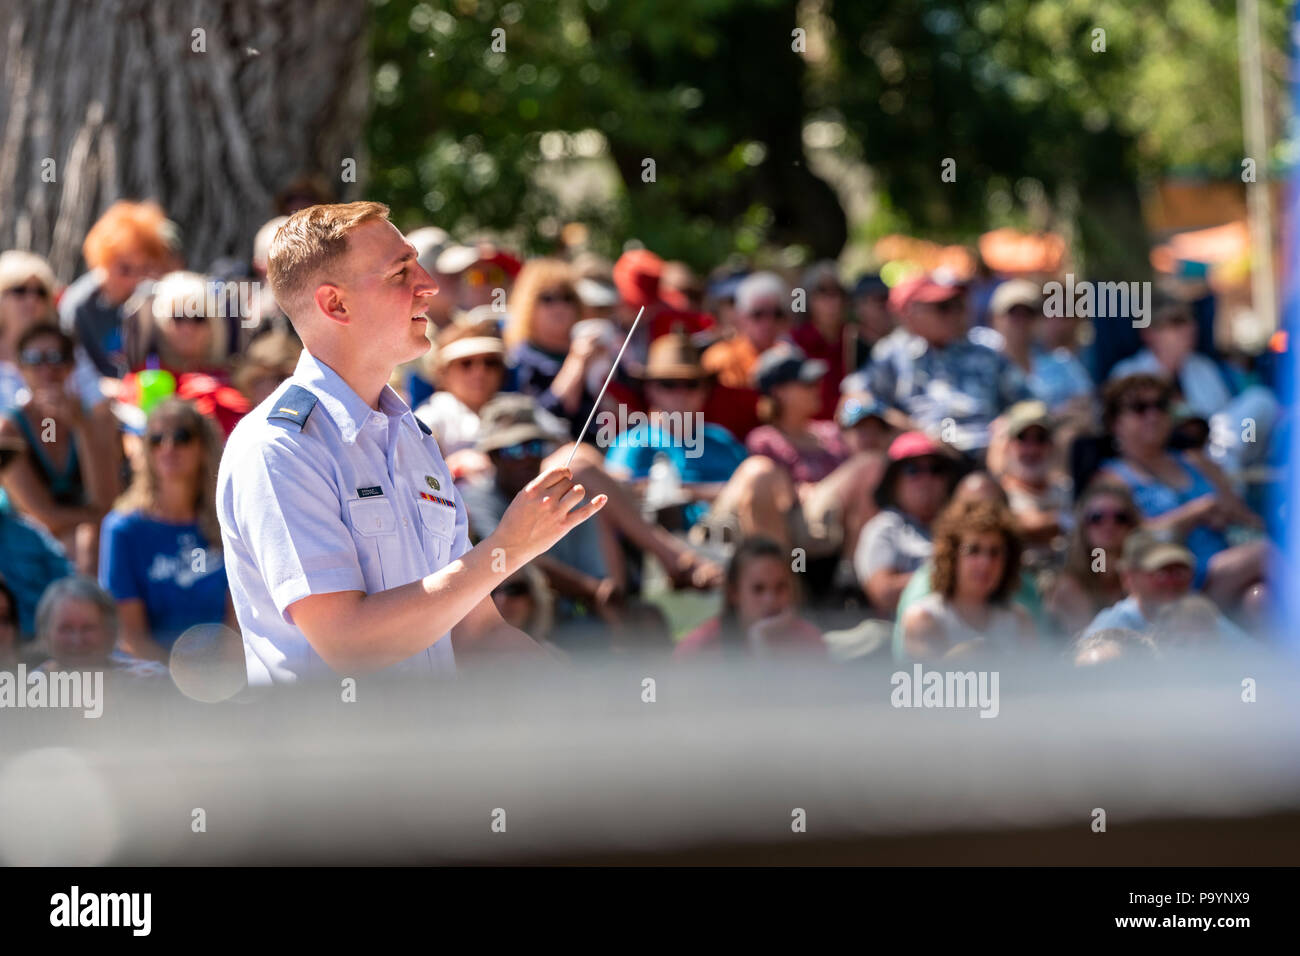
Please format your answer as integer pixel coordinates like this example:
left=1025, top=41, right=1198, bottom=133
left=267, top=385, right=318, bottom=431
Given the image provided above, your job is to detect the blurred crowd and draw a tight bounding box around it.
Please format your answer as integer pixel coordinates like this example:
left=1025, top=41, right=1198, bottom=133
left=0, top=186, right=1288, bottom=681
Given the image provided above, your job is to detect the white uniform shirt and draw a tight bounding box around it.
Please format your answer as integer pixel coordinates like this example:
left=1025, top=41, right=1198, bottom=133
left=217, top=349, right=467, bottom=684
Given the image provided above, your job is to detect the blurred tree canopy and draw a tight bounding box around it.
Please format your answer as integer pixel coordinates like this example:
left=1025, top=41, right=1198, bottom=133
left=367, top=0, right=1289, bottom=276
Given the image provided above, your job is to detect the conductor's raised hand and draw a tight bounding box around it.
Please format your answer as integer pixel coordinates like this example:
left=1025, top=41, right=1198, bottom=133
left=489, top=466, right=608, bottom=572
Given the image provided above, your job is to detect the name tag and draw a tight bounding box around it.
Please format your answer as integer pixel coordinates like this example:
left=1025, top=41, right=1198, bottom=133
left=357, top=486, right=384, bottom=498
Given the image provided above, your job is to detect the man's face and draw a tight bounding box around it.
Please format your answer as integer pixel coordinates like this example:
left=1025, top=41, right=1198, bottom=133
left=645, top=378, right=708, bottom=416
left=48, top=598, right=114, bottom=668
left=1144, top=312, right=1196, bottom=368
left=994, top=303, right=1038, bottom=349
left=907, top=294, right=965, bottom=347
left=893, top=455, right=950, bottom=525
left=735, top=296, right=788, bottom=352
left=336, top=220, right=440, bottom=366
left=1125, top=562, right=1193, bottom=612
left=1008, top=425, right=1052, bottom=481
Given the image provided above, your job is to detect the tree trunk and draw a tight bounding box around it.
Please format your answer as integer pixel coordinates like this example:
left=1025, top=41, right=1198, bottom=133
left=0, top=0, right=370, bottom=280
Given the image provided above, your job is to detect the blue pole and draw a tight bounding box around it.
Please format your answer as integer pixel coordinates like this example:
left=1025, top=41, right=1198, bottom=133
left=1272, top=2, right=1300, bottom=644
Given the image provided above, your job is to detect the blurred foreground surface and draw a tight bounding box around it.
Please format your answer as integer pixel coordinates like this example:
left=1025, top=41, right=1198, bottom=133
left=1, top=649, right=1298, bottom=866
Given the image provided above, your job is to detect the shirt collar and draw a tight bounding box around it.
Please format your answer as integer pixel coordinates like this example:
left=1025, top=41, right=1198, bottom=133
left=293, top=349, right=421, bottom=444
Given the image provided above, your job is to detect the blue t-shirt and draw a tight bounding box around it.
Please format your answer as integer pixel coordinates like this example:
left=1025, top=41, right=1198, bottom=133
left=605, top=422, right=749, bottom=525
left=99, top=510, right=229, bottom=649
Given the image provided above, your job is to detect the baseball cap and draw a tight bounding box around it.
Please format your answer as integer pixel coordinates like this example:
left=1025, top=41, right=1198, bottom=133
left=436, top=242, right=522, bottom=278
left=1004, top=400, right=1052, bottom=438
left=874, top=430, right=961, bottom=509
left=735, top=271, right=788, bottom=315
left=575, top=276, right=619, bottom=309
left=477, top=395, right=553, bottom=453
left=851, top=274, right=888, bottom=299
left=888, top=272, right=965, bottom=312
left=1121, top=529, right=1195, bottom=573
left=754, top=344, right=827, bottom=392
left=990, top=279, right=1043, bottom=316
left=837, top=394, right=889, bottom=429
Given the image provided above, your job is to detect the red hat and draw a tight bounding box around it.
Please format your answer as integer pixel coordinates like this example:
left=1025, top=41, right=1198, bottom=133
left=887, top=430, right=945, bottom=462
left=613, top=249, right=663, bottom=308
left=874, top=430, right=962, bottom=509
left=888, top=272, right=964, bottom=312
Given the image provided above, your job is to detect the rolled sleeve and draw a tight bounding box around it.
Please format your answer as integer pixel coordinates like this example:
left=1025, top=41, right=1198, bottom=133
left=230, top=436, right=366, bottom=620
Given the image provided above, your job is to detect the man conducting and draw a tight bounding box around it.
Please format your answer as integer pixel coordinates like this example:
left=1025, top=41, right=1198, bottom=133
left=217, top=202, right=606, bottom=682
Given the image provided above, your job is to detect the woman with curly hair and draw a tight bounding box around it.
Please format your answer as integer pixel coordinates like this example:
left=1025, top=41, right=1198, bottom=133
left=98, top=399, right=232, bottom=661
left=900, top=499, right=1035, bottom=660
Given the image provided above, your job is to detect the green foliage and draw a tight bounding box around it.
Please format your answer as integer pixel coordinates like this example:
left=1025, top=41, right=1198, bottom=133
left=366, top=0, right=1289, bottom=274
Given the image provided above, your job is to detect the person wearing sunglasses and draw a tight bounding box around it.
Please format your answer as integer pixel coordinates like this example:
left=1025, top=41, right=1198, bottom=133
left=901, top=498, right=1034, bottom=660
left=466, top=393, right=722, bottom=648
left=0, top=324, right=120, bottom=573
left=435, top=242, right=522, bottom=313
left=701, top=272, right=790, bottom=390
left=1098, top=374, right=1270, bottom=616
left=460, top=394, right=626, bottom=649
left=504, top=259, right=606, bottom=441
left=993, top=401, right=1072, bottom=571
left=850, top=270, right=1031, bottom=457
left=735, top=346, right=883, bottom=585
left=115, top=271, right=251, bottom=439
left=855, top=431, right=963, bottom=617
left=58, top=200, right=172, bottom=381
left=134, top=271, right=233, bottom=376
left=1080, top=529, right=1248, bottom=645
left=1046, top=480, right=1143, bottom=637
left=980, top=279, right=1094, bottom=418
left=414, top=319, right=511, bottom=463
left=99, top=400, right=234, bottom=662
left=1108, top=297, right=1278, bottom=477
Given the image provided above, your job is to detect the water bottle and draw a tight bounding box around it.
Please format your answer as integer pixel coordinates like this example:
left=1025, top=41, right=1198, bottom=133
left=644, top=452, right=680, bottom=518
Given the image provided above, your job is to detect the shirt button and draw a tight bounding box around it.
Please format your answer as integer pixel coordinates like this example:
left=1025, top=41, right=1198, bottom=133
left=371, top=414, right=384, bottom=426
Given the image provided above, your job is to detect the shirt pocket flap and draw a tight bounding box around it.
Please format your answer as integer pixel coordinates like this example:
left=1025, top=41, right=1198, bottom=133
left=348, top=497, right=397, bottom=536
left=418, top=500, right=457, bottom=539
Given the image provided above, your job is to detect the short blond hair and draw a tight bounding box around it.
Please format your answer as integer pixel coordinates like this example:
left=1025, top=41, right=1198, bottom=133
left=267, top=201, right=391, bottom=318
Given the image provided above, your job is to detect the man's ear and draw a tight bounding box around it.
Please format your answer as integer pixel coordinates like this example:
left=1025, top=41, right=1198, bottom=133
left=313, top=283, right=348, bottom=326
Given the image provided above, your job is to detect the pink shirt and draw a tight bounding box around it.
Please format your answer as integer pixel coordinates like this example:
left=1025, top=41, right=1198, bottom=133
left=745, top=421, right=847, bottom=484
